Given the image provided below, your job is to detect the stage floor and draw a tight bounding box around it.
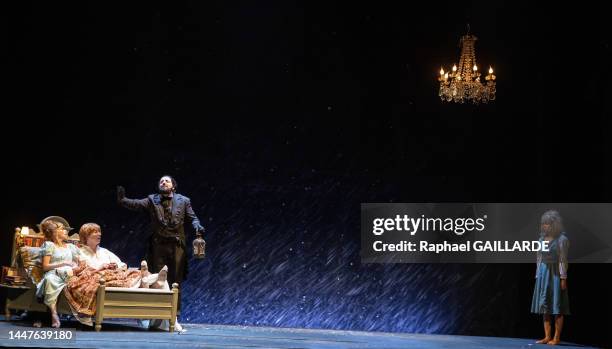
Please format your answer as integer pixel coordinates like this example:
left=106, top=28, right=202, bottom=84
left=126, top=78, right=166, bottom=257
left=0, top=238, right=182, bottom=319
left=0, top=317, right=598, bottom=349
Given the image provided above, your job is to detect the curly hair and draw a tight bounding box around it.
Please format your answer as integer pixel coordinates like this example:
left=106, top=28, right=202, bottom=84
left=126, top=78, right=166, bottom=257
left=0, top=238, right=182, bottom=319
left=540, top=210, right=564, bottom=237
left=41, top=220, right=64, bottom=241
left=79, top=223, right=101, bottom=244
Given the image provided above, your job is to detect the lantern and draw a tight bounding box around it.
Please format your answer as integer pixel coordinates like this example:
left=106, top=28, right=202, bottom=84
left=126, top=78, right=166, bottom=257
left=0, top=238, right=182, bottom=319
left=193, top=232, right=206, bottom=259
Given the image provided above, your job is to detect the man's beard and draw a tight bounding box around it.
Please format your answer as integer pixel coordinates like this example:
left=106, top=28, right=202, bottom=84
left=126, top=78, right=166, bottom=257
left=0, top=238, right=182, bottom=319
left=159, top=185, right=173, bottom=195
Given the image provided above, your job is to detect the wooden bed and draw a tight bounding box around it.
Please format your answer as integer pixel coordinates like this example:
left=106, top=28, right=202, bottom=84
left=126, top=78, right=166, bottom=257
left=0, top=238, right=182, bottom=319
left=95, top=279, right=179, bottom=332
left=3, top=226, right=179, bottom=332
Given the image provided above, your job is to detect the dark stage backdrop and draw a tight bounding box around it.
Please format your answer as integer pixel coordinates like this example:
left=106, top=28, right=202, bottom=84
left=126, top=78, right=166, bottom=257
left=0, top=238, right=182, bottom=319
left=4, top=1, right=611, bottom=348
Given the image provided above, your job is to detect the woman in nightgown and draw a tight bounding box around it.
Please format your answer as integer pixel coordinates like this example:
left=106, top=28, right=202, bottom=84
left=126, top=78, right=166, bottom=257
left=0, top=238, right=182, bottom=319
left=531, top=210, right=570, bottom=345
left=35, top=220, right=82, bottom=328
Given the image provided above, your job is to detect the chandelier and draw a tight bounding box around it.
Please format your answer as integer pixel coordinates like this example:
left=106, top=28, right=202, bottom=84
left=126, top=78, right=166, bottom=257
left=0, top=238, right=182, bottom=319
left=438, top=31, right=496, bottom=104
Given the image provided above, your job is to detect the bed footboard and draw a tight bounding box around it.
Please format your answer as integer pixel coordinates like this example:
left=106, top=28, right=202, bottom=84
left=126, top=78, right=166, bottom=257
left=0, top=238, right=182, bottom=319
left=95, top=278, right=179, bottom=332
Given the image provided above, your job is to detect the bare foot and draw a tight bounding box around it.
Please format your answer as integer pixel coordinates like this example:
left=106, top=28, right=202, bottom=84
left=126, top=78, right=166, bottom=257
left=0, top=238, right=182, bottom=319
left=140, top=260, right=152, bottom=288
left=157, top=265, right=168, bottom=281
left=152, top=265, right=168, bottom=289
left=547, top=339, right=560, bottom=345
left=33, top=320, right=42, bottom=328
left=536, top=337, right=551, bottom=344
left=140, top=261, right=151, bottom=276
left=50, top=313, right=61, bottom=328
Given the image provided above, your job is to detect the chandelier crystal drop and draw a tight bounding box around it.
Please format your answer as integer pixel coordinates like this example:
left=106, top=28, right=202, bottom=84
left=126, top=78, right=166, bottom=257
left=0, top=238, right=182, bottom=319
left=438, top=33, right=496, bottom=104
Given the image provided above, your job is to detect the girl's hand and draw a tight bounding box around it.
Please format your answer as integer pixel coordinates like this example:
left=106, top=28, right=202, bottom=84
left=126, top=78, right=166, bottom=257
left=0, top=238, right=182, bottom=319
left=561, top=279, right=567, bottom=290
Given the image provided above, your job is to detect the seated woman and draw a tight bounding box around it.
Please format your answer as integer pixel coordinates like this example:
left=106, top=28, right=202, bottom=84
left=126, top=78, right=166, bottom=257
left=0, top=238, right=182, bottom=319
left=64, top=223, right=182, bottom=331
left=36, top=219, right=82, bottom=328
left=63, top=223, right=141, bottom=326
left=77, top=223, right=128, bottom=271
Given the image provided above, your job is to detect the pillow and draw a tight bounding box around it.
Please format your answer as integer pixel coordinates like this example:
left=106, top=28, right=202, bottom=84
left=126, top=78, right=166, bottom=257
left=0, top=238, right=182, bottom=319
left=18, top=246, right=44, bottom=284
left=19, top=246, right=42, bottom=268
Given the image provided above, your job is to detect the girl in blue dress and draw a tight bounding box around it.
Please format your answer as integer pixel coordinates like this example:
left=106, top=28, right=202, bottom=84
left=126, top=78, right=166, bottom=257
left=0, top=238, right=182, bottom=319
left=531, top=210, right=570, bottom=345
left=35, top=220, right=83, bottom=328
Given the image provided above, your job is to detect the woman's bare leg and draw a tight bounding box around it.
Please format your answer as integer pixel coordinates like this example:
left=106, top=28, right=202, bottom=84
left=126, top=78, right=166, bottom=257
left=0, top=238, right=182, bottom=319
left=547, top=315, right=564, bottom=345
left=536, top=314, right=552, bottom=343
left=49, top=304, right=60, bottom=328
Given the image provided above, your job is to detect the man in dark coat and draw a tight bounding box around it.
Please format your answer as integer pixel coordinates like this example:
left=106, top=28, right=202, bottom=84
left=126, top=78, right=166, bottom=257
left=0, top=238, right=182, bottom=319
left=117, top=175, right=205, bottom=288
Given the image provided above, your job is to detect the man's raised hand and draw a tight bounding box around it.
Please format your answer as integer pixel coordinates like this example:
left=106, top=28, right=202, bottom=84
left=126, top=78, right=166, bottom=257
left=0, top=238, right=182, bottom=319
left=117, top=186, right=126, bottom=200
